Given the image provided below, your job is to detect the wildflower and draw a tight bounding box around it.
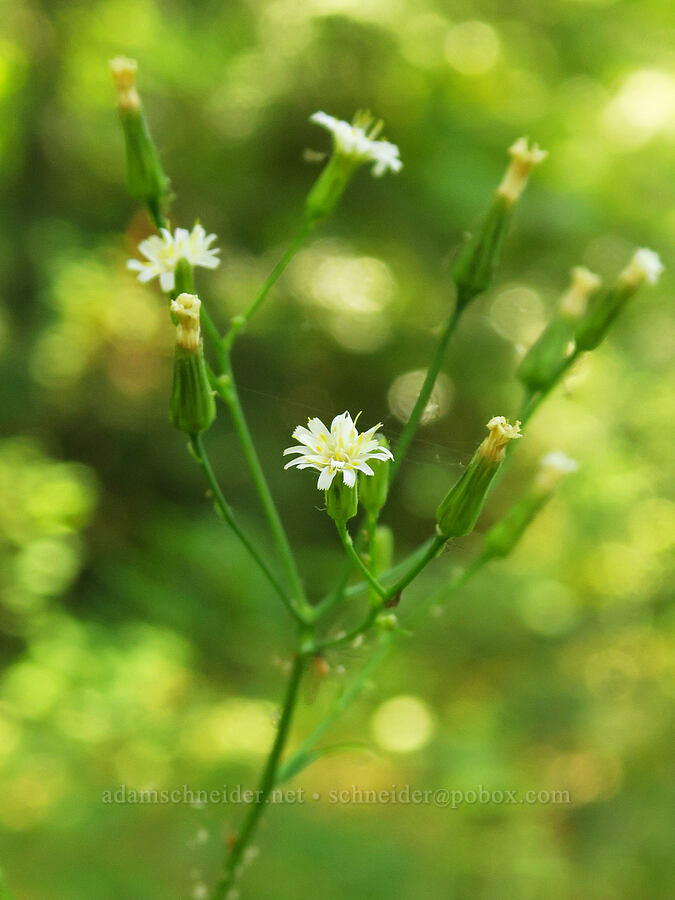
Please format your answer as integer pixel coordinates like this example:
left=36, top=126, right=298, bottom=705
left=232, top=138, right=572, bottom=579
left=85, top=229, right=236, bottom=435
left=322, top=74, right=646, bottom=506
left=127, top=224, right=220, bottom=293
left=284, top=412, right=393, bottom=490
left=575, top=247, right=663, bottom=352
left=311, top=111, right=402, bottom=176
left=110, top=56, right=169, bottom=222
left=169, top=293, right=216, bottom=434
left=436, top=417, right=522, bottom=539
left=306, top=111, right=401, bottom=221
left=518, top=266, right=601, bottom=391
left=452, top=137, right=546, bottom=310
left=484, top=451, right=577, bottom=559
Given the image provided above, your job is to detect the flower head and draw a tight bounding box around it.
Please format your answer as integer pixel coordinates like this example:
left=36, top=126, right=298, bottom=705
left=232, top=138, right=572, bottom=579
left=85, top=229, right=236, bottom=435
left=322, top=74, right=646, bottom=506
left=284, top=411, right=393, bottom=490
left=310, top=111, right=402, bottom=177
left=479, top=416, right=522, bottom=463
left=127, top=224, right=220, bottom=292
left=619, top=248, right=664, bottom=287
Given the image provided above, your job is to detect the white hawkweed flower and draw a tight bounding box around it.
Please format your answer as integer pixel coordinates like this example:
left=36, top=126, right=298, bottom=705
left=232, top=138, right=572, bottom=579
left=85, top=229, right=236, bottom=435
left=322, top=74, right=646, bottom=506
left=536, top=451, right=578, bottom=493
left=284, top=411, right=394, bottom=490
left=127, top=224, right=220, bottom=292
left=310, top=111, right=402, bottom=177
left=619, top=248, right=664, bottom=287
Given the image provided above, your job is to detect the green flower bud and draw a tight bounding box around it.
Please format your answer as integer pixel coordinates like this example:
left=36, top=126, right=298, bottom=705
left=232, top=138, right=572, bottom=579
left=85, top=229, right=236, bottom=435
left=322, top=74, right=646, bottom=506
left=518, top=267, right=601, bottom=391
left=372, top=524, right=394, bottom=574
left=359, top=436, right=391, bottom=515
left=110, top=57, right=170, bottom=226
left=484, top=451, right=577, bottom=558
left=451, top=138, right=546, bottom=311
left=325, top=478, right=358, bottom=523
left=169, top=293, right=216, bottom=435
left=436, top=417, right=522, bottom=539
left=575, top=249, right=663, bottom=353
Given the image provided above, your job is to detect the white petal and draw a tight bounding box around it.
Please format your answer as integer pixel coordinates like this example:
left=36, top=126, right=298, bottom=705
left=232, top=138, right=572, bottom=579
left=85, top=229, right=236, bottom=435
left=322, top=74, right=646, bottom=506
left=317, top=468, right=334, bottom=490
left=159, top=271, right=175, bottom=292
left=342, top=468, right=356, bottom=487
left=355, top=462, right=374, bottom=476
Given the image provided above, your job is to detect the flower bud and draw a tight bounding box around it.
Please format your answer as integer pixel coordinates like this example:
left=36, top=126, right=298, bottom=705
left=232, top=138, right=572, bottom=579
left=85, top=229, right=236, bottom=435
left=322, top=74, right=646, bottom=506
left=169, top=293, right=216, bottom=434
left=518, top=267, right=601, bottom=391
left=575, top=248, right=663, bottom=352
left=483, top=451, right=577, bottom=558
left=110, top=57, right=170, bottom=225
left=372, top=524, right=394, bottom=574
left=451, top=138, right=546, bottom=311
left=326, top=479, right=358, bottom=523
left=436, top=417, right=522, bottom=539
left=359, top=436, right=391, bottom=515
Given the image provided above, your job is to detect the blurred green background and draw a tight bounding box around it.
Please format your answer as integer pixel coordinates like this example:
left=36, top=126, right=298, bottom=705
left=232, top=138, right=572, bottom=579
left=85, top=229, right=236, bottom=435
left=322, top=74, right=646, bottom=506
left=1, top=0, right=674, bottom=897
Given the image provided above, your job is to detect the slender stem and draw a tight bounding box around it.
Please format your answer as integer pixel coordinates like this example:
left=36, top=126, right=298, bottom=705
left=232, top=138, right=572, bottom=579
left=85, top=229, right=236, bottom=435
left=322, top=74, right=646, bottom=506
left=276, top=634, right=393, bottom=785
left=189, top=434, right=295, bottom=616
left=214, top=363, right=310, bottom=619
left=213, top=652, right=307, bottom=899
left=224, top=221, right=312, bottom=350
left=335, top=522, right=388, bottom=602
left=312, top=537, right=437, bottom=617
left=281, top=555, right=489, bottom=782
left=366, top=512, right=379, bottom=605
left=390, top=305, right=462, bottom=482
left=320, top=531, right=447, bottom=652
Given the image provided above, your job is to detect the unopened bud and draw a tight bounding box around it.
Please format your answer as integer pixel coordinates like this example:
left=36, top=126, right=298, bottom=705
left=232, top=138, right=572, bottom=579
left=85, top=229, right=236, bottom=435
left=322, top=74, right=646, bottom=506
left=436, top=417, right=522, bottom=539
left=575, top=248, right=663, bottom=352
left=451, top=139, right=546, bottom=311
left=483, top=451, right=577, bottom=558
left=326, top=479, right=358, bottom=523
left=110, top=56, right=140, bottom=111
left=518, top=266, right=601, bottom=391
left=169, top=294, right=216, bottom=434
left=496, top=137, right=547, bottom=207
left=359, top=436, right=390, bottom=515
left=372, top=525, right=394, bottom=574
left=110, top=56, right=169, bottom=223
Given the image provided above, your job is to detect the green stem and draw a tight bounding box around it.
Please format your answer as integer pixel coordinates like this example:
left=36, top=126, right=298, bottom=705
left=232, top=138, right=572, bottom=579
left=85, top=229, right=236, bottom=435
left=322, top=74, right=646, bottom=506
left=320, top=532, right=446, bottom=652
left=281, top=555, right=489, bottom=782
left=276, top=634, right=393, bottom=785
left=390, top=305, right=462, bottom=482
left=214, top=363, right=310, bottom=620
left=213, top=652, right=307, bottom=899
left=335, top=522, right=388, bottom=602
left=189, top=434, right=294, bottom=615
left=366, top=512, right=379, bottom=605
left=224, top=222, right=312, bottom=351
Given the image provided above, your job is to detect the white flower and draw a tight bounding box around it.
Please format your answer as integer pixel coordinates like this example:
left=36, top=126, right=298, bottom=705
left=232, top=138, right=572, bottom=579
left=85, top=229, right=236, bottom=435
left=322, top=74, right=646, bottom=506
left=284, top=411, right=393, bottom=490
left=620, top=248, right=664, bottom=287
left=541, top=451, right=578, bottom=474
left=127, top=224, right=220, bottom=292
left=310, top=111, right=402, bottom=177
left=479, top=416, right=522, bottom=463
